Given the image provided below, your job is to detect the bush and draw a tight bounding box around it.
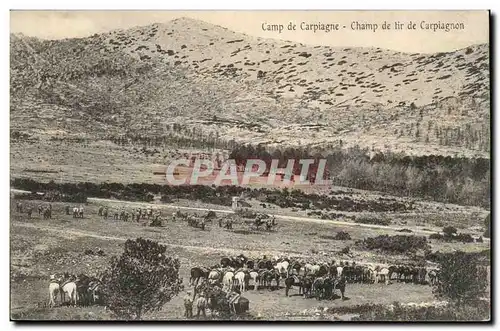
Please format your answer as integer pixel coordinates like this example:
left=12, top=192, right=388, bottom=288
left=429, top=233, right=444, bottom=240
left=14, top=191, right=87, bottom=203
left=102, top=238, right=183, bottom=319
left=442, top=226, right=458, bottom=238
left=334, top=231, right=351, bottom=240
left=433, top=251, right=489, bottom=304
left=354, top=215, right=391, bottom=226
left=358, top=235, right=430, bottom=254
left=455, top=233, right=474, bottom=243
left=349, top=300, right=490, bottom=321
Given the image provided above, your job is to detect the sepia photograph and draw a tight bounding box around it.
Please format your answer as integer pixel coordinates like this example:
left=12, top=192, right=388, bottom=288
left=9, top=9, right=491, bottom=322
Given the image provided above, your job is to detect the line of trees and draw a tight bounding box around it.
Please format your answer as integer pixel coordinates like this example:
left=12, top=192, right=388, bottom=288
left=228, top=144, right=490, bottom=208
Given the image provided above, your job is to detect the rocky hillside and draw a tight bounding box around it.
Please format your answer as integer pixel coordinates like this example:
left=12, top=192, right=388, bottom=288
left=10, top=17, right=490, bottom=156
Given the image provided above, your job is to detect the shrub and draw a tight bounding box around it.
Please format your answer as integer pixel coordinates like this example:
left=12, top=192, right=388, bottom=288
left=358, top=235, right=430, bottom=254
left=101, top=238, right=183, bottom=319
left=349, top=300, right=490, bottom=321
left=334, top=231, right=351, bottom=240
left=433, top=251, right=489, bottom=304
left=442, top=226, right=458, bottom=239
left=455, top=233, right=474, bottom=243
left=354, top=215, right=391, bottom=226
left=429, top=233, right=444, bottom=240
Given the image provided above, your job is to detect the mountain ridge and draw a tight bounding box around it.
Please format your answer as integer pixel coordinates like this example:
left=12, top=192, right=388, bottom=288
left=10, top=17, right=490, bottom=157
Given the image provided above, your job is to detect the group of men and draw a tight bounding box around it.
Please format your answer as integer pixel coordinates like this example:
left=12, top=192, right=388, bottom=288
left=182, top=286, right=242, bottom=318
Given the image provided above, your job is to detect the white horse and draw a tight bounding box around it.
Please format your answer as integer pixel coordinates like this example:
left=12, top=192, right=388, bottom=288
left=48, top=276, right=61, bottom=308
left=222, top=271, right=235, bottom=292
left=61, top=281, right=79, bottom=306
left=275, top=261, right=290, bottom=277
left=234, top=271, right=248, bottom=292
left=305, top=263, right=320, bottom=276
left=72, top=207, right=79, bottom=218
left=249, top=271, right=260, bottom=290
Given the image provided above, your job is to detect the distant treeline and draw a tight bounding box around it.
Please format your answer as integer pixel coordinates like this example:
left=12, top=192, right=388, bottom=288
left=228, top=145, right=491, bottom=208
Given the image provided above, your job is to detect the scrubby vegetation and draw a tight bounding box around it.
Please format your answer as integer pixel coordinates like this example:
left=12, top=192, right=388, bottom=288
left=345, top=300, right=490, bottom=321
left=11, top=178, right=415, bottom=213
left=354, top=214, right=391, bottom=226
left=428, top=227, right=475, bottom=243
left=13, top=191, right=87, bottom=203
left=357, top=235, right=430, bottom=254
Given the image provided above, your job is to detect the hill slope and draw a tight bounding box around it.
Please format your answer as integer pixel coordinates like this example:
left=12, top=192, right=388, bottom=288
left=10, top=17, right=490, bottom=157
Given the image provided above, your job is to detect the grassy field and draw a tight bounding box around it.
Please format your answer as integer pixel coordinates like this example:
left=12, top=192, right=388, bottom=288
left=10, top=197, right=489, bottom=321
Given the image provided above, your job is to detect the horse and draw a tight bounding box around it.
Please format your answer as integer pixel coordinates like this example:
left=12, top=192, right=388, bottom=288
left=76, top=274, right=92, bottom=306
left=275, top=260, right=290, bottom=278
left=222, top=271, right=235, bottom=292
left=249, top=271, right=260, bottom=290
left=234, top=271, right=250, bottom=292
left=301, top=276, right=314, bottom=298
left=48, top=275, right=61, bottom=308
left=88, top=278, right=103, bottom=305
left=312, top=276, right=328, bottom=300
left=43, top=207, right=51, bottom=219
left=78, top=207, right=84, bottom=218
left=60, top=279, right=79, bottom=306
left=263, top=270, right=280, bottom=290
left=284, top=274, right=302, bottom=297
left=190, top=267, right=209, bottom=286
left=73, top=207, right=79, bottom=218
left=208, top=269, right=222, bottom=285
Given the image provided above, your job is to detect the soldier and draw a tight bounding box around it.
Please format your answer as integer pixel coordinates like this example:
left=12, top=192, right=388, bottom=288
left=226, top=288, right=241, bottom=314
left=183, top=291, right=193, bottom=318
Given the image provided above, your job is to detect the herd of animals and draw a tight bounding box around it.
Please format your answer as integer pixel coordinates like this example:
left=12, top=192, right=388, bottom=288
left=15, top=201, right=275, bottom=232
left=15, top=200, right=439, bottom=315
left=189, top=254, right=439, bottom=301
left=48, top=272, right=103, bottom=308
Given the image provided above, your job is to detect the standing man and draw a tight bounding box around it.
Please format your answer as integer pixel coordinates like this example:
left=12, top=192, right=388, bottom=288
left=183, top=290, right=193, bottom=318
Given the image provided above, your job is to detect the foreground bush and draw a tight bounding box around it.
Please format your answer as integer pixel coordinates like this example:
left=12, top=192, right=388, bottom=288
left=433, top=251, right=489, bottom=304
left=101, top=238, right=183, bottom=320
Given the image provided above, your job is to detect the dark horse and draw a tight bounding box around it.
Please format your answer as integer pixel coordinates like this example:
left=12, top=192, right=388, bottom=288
left=190, top=267, right=209, bottom=286
left=285, top=275, right=313, bottom=298
left=312, top=276, right=346, bottom=300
